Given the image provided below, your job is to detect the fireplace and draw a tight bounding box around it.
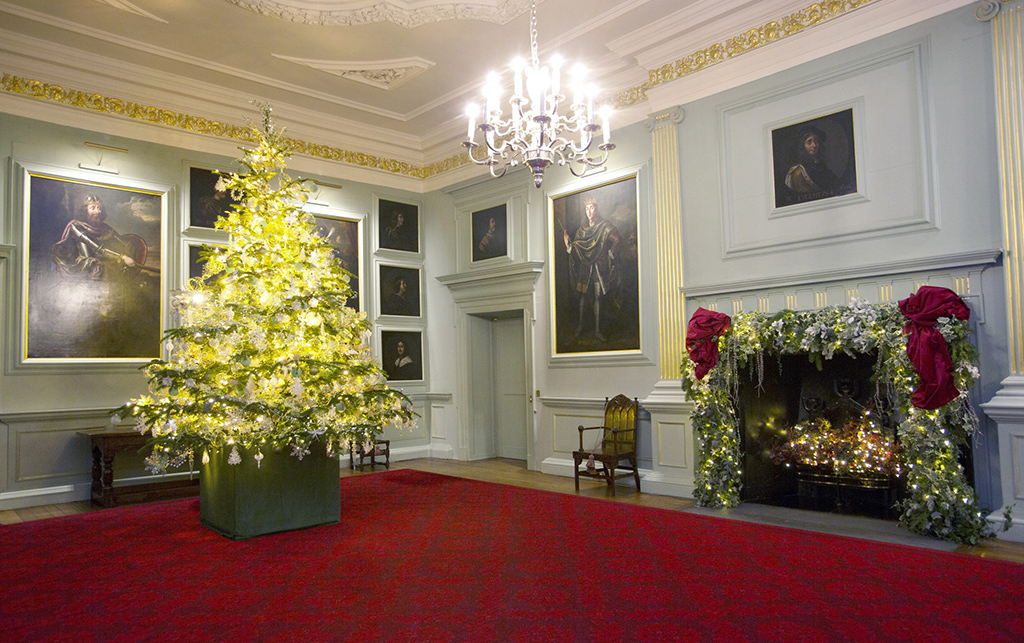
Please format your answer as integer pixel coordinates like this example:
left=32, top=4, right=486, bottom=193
left=738, top=354, right=903, bottom=519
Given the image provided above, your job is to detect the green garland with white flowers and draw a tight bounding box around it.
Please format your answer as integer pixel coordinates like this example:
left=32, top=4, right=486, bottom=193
left=680, top=299, right=998, bottom=544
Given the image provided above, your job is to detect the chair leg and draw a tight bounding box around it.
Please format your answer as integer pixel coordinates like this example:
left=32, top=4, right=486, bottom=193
left=573, top=455, right=581, bottom=493
left=607, top=465, right=616, bottom=497
left=632, top=455, right=641, bottom=492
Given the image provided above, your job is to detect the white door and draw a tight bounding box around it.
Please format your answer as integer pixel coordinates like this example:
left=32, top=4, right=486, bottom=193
left=492, top=315, right=528, bottom=461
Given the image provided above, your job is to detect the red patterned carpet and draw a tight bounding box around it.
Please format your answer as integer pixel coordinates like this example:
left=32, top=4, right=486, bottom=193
left=2, top=469, right=1022, bottom=642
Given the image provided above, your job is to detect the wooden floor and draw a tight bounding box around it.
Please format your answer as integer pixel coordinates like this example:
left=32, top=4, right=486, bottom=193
left=4, top=457, right=1023, bottom=563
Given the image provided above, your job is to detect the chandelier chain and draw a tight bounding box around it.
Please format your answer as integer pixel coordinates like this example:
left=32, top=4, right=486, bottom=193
left=530, top=0, right=539, bottom=68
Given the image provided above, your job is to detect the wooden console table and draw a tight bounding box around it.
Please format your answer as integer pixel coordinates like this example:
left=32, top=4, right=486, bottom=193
left=349, top=439, right=390, bottom=471
left=79, top=429, right=199, bottom=508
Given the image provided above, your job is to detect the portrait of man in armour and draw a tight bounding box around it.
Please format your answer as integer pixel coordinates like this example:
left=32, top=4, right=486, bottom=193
left=25, top=174, right=163, bottom=360
left=551, top=176, right=640, bottom=355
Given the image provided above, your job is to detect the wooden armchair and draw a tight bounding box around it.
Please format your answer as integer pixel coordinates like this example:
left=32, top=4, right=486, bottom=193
left=573, top=395, right=641, bottom=496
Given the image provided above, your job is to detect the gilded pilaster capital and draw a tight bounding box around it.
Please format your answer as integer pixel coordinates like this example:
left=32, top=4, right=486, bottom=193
left=976, top=1, right=1003, bottom=21
left=643, top=106, right=685, bottom=133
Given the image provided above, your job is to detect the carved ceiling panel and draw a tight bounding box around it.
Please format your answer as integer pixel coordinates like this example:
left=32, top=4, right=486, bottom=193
left=222, top=0, right=533, bottom=28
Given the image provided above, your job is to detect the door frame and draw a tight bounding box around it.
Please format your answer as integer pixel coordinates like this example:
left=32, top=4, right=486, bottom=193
left=444, top=263, right=542, bottom=470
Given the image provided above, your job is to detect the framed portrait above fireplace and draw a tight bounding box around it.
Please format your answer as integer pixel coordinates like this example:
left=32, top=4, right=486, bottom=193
left=771, top=108, right=858, bottom=209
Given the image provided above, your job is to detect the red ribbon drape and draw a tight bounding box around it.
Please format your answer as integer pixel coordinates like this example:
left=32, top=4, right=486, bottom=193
left=686, top=308, right=732, bottom=380
left=898, top=286, right=971, bottom=410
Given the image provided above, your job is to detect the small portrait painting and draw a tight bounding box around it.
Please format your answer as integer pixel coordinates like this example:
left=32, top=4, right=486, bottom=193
left=379, top=265, right=420, bottom=317
left=378, top=199, right=419, bottom=253
left=381, top=330, right=423, bottom=382
left=25, top=173, right=163, bottom=360
left=551, top=176, right=640, bottom=355
left=472, top=203, right=507, bottom=262
left=772, top=109, right=858, bottom=208
left=313, top=215, right=361, bottom=310
left=189, top=167, right=240, bottom=229
left=188, top=244, right=207, bottom=281
left=187, top=243, right=224, bottom=284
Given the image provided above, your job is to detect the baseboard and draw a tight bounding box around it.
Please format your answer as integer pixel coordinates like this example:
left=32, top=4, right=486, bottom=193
left=989, top=506, right=1024, bottom=542
left=390, top=444, right=440, bottom=462
left=0, top=483, right=91, bottom=511
left=426, top=443, right=455, bottom=459
left=539, top=456, right=640, bottom=488
left=639, top=470, right=697, bottom=499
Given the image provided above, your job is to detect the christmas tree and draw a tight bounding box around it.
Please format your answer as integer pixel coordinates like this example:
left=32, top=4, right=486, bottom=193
left=119, top=105, right=413, bottom=473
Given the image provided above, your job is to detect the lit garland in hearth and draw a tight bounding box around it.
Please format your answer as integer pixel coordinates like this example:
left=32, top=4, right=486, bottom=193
left=681, top=298, right=1003, bottom=544
left=769, top=416, right=902, bottom=477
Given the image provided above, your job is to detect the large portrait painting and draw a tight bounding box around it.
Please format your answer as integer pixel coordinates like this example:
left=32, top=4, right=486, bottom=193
left=378, top=199, right=419, bottom=253
left=472, top=203, right=507, bottom=262
left=312, top=213, right=361, bottom=310
left=772, top=108, right=858, bottom=209
left=381, top=330, right=423, bottom=382
left=550, top=175, right=640, bottom=356
left=188, top=166, right=239, bottom=229
left=24, top=172, right=164, bottom=360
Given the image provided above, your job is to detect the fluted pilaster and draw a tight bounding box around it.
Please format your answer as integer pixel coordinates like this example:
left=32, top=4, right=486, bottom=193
left=644, top=106, right=686, bottom=380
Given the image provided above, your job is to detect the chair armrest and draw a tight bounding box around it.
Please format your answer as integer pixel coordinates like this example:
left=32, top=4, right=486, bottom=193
left=578, top=424, right=609, bottom=450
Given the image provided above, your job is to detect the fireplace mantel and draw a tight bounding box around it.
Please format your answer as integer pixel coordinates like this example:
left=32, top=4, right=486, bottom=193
left=685, top=249, right=1000, bottom=315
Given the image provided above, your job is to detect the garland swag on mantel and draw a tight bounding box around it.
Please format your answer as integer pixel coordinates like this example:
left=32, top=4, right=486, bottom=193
left=681, top=287, right=1000, bottom=544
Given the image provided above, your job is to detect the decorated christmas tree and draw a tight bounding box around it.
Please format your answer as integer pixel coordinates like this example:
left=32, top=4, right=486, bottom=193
left=119, top=105, right=413, bottom=473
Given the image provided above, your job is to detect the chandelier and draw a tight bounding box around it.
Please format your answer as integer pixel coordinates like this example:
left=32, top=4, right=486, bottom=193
left=462, top=0, right=614, bottom=188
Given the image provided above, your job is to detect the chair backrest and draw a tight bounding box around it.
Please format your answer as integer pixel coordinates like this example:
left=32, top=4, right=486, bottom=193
left=602, top=394, right=638, bottom=453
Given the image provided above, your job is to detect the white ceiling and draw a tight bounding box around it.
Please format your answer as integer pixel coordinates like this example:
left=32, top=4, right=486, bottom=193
left=0, top=0, right=976, bottom=190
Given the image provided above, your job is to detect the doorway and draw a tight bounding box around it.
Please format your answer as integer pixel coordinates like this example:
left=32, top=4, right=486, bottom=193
left=467, top=310, right=528, bottom=461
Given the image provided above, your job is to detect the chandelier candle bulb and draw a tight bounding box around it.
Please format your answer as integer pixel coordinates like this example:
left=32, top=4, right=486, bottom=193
left=550, top=54, right=563, bottom=97
left=512, top=58, right=524, bottom=97
left=466, top=104, right=478, bottom=142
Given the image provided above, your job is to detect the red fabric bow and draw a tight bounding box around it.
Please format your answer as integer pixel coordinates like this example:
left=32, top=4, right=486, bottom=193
left=898, top=286, right=971, bottom=410
left=686, top=308, right=732, bottom=380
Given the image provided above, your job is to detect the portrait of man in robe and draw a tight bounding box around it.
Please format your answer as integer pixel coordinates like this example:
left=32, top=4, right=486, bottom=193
left=772, top=109, right=858, bottom=209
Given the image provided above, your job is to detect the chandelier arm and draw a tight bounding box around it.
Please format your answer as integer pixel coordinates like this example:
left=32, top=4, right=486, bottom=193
left=567, top=163, right=591, bottom=178
left=463, top=141, right=504, bottom=167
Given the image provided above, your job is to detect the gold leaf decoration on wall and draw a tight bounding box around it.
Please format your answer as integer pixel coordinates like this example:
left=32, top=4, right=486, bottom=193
left=612, top=0, right=880, bottom=110
left=1, top=72, right=470, bottom=180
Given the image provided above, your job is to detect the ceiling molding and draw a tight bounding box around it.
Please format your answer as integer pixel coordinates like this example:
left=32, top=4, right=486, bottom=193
left=90, top=0, right=168, bottom=23
left=273, top=55, right=435, bottom=90
left=610, top=0, right=800, bottom=70
left=223, top=0, right=533, bottom=28
left=0, top=72, right=470, bottom=182
left=609, top=0, right=886, bottom=111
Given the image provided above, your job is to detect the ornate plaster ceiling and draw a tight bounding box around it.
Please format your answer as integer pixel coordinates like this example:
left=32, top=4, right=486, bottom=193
left=223, top=0, right=533, bottom=28
left=1, top=0, right=979, bottom=189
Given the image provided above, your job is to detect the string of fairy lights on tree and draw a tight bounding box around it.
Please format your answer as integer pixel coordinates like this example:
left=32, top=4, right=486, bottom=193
left=681, top=298, right=1000, bottom=544
left=118, top=104, right=414, bottom=472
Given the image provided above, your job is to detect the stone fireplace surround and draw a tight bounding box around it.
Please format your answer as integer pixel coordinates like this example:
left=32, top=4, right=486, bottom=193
left=683, top=250, right=1003, bottom=542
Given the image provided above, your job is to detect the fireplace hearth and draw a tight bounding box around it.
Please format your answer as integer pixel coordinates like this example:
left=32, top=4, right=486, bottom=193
left=738, top=354, right=903, bottom=519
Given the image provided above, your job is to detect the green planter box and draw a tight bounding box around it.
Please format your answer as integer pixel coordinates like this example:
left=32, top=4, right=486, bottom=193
left=199, top=442, right=341, bottom=540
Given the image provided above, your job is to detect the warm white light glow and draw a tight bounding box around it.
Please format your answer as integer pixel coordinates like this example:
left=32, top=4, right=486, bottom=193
left=460, top=0, right=614, bottom=188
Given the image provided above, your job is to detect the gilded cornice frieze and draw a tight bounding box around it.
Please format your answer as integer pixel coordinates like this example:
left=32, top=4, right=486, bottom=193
left=1, top=72, right=470, bottom=180
left=611, top=0, right=881, bottom=110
